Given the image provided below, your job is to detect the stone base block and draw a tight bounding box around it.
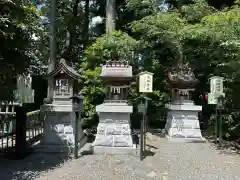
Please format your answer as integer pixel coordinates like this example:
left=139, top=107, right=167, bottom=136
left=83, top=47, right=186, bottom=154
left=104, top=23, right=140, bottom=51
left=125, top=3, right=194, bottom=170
left=165, top=103, right=204, bottom=140
left=93, top=145, right=138, bottom=155
left=93, top=108, right=134, bottom=148
left=166, top=127, right=203, bottom=138
left=93, top=134, right=133, bottom=147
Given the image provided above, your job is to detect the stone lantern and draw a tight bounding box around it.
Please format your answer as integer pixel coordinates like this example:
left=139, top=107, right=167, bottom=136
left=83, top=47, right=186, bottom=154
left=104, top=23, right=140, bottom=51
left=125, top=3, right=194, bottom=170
left=39, top=59, right=86, bottom=153
left=165, top=61, right=205, bottom=141
left=92, top=58, right=135, bottom=154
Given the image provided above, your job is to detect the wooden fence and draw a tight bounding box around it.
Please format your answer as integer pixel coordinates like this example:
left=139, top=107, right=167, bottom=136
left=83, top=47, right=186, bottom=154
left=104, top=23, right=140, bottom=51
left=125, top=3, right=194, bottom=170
left=0, top=102, right=43, bottom=155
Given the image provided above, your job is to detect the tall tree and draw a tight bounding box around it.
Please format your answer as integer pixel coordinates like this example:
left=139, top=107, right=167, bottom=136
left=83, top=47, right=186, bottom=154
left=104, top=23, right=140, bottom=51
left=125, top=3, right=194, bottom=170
left=0, top=0, right=44, bottom=100
left=106, top=0, right=116, bottom=33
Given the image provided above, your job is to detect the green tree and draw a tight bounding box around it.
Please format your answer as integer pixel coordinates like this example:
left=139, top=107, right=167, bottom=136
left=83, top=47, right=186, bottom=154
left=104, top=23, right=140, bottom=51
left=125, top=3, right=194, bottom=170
left=0, top=0, right=44, bottom=100
left=80, top=30, right=139, bottom=127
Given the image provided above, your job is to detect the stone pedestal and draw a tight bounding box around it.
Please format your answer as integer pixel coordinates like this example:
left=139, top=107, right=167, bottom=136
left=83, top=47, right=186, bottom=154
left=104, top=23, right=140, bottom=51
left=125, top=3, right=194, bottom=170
left=93, top=102, right=136, bottom=154
left=165, top=101, right=205, bottom=141
left=36, top=104, right=86, bottom=153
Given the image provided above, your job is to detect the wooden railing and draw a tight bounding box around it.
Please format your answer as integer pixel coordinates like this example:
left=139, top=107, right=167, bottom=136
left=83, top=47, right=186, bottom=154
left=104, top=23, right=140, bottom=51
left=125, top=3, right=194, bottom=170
left=0, top=102, right=21, bottom=114
left=0, top=108, right=43, bottom=153
left=26, top=110, right=43, bottom=140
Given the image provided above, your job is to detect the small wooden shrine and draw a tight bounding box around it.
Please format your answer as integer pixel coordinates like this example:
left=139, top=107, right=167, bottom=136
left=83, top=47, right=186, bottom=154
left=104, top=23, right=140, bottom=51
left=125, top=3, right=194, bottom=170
left=45, top=58, right=81, bottom=105
left=165, top=60, right=199, bottom=102
left=100, top=57, right=132, bottom=102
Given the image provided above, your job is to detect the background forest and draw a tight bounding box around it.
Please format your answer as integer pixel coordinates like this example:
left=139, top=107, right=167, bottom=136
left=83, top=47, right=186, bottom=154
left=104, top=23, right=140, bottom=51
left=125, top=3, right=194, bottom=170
left=1, top=0, right=240, bottom=140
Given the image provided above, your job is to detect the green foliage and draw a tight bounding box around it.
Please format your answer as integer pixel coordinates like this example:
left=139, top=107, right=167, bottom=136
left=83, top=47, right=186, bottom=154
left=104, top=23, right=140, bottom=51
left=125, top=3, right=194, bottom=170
left=3, top=0, right=240, bottom=139
left=181, top=5, right=240, bottom=139
left=181, top=0, right=215, bottom=23
left=80, top=67, right=104, bottom=127
left=80, top=30, right=139, bottom=126
left=0, top=0, right=44, bottom=100
left=126, top=0, right=160, bottom=17
left=84, top=30, right=139, bottom=69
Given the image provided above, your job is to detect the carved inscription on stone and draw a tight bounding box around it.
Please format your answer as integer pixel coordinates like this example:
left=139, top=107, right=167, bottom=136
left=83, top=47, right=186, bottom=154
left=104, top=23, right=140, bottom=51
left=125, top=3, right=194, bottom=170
left=96, top=122, right=131, bottom=135
left=171, top=114, right=200, bottom=131
left=172, top=115, right=184, bottom=132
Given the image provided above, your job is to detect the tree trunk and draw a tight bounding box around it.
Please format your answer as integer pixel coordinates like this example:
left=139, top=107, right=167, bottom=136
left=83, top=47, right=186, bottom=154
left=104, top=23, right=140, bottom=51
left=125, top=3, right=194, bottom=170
left=47, top=0, right=57, bottom=99
left=62, top=0, right=80, bottom=62
left=83, top=0, right=90, bottom=50
left=106, top=0, right=116, bottom=33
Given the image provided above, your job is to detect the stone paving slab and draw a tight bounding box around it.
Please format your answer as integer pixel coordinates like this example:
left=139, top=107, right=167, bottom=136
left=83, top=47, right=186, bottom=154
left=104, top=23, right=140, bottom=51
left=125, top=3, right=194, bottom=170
left=0, top=134, right=240, bottom=180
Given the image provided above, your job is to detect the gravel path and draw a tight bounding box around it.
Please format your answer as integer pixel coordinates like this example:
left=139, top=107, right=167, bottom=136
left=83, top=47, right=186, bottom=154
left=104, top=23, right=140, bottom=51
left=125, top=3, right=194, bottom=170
left=1, top=134, right=240, bottom=180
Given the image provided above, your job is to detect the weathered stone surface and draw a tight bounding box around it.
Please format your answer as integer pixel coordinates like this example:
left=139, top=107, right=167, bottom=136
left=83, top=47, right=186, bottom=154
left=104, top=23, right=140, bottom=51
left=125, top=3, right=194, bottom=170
left=96, top=123, right=131, bottom=135
left=98, top=112, right=131, bottom=123
left=42, top=111, right=84, bottom=146
left=165, top=103, right=203, bottom=139
left=93, top=134, right=133, bottom=147
left=114, top=135, right=132, bottom=147
left=93, top=135, right=114, bottom=146
left=93, top=113, right=133, bottom=147
left=96, top=103, right=133, bottom=113
left=64, top=125, right=73, bottom=134
left=122, top=124, right=131, bottom=135
left=54, top=124, right=64, bottom=133
left=167, top=127, right=202, bottom=138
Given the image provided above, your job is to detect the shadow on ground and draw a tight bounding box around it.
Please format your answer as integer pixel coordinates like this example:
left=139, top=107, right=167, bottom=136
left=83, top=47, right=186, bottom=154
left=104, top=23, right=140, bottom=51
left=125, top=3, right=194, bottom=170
left=201, top=132, right=240, bottom=155
left=147, top=129, right=166, bottom=138
left=0, top=150, right=71, bottom=180
left=207, top=138, right=240, bottom=155
left=142, top=149, right=155, bottom=160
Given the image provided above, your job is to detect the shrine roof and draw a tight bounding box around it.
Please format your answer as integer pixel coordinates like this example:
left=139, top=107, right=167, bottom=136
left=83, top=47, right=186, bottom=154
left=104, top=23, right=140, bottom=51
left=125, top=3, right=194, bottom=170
left=46, top=59, right=81, bottom=80
left=100, top=65, right=132, bottom=78
left=100, top=59, right=132, bottom=78
left=165, top=62, right=199, bottom=88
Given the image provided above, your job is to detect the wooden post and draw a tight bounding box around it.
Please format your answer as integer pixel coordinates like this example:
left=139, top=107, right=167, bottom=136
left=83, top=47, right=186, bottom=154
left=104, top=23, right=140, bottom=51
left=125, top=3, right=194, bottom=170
left=140, top=111, right=144, bottom=161
left=15, top=105, right=27, bottom=159
left=74, top=111, right=79, bottom=159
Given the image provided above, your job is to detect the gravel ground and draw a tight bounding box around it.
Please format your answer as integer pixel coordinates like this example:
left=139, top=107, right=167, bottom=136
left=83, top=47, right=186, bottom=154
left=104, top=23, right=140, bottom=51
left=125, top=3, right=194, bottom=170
left=1, top=134, right=240, bottom=180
